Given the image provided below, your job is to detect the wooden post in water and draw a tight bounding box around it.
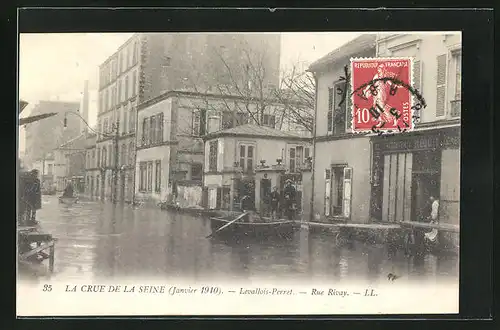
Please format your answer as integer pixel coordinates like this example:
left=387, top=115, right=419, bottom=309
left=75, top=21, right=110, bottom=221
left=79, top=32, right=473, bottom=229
left=49, top=244, right=55, bottom=273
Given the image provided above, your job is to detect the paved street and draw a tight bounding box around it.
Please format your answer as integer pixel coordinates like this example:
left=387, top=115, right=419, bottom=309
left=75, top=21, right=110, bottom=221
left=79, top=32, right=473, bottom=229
left=20, top=195, right=459, bottom=284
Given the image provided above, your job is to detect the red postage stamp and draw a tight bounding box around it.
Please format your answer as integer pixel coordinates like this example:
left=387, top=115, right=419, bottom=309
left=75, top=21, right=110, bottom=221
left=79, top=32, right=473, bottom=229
left=350, top=57, right=413, bottom=133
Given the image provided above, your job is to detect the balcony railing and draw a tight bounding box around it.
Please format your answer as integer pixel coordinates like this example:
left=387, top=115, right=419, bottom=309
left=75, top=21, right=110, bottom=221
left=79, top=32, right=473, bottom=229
left=450, top=100, right=461, bottom=118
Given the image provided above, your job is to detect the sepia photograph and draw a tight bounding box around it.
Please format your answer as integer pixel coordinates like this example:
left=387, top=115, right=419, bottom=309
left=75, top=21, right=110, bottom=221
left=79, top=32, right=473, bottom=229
left=17, top=30, right=461, bottom=316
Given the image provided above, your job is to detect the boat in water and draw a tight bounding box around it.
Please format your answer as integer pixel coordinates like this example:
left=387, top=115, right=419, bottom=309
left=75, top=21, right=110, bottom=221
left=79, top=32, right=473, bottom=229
left=209, top=211, right=298, bottom=241
left=58, top=196, right=79, bottom=205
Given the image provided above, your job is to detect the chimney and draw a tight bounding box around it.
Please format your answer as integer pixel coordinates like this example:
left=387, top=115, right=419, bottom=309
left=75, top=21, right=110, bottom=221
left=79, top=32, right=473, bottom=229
left=81, top=80, right=89, bottom=133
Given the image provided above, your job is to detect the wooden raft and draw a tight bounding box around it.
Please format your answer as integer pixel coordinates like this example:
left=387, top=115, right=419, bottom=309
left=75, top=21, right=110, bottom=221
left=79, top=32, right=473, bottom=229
left=18, top=226, right=56, bottom=273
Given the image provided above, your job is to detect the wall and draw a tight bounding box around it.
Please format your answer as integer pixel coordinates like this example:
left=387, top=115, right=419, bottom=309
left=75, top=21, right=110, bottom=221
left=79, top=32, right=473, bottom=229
left=440, top=147, right=460, bottom=225
left=312, top=137, right=372, bottom=223
left=377, top=33, right=462, bottom=123
left=175, top=185, right=203, bottom=208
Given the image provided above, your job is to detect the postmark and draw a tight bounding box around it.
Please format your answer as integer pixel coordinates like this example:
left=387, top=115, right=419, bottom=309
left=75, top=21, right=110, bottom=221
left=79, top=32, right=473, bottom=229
left=350, top=57, right=417, bottom=134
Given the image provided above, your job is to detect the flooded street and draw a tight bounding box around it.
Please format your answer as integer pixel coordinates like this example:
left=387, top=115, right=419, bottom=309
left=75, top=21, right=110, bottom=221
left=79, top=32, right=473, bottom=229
left=20, top=195, right=459, bottom=284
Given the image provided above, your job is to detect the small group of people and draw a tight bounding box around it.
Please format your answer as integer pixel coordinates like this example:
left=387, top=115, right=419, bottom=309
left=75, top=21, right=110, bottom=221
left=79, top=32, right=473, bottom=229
left=240, top=179, right=298, bottom=221
left=18, top=169, right=42, bottom=226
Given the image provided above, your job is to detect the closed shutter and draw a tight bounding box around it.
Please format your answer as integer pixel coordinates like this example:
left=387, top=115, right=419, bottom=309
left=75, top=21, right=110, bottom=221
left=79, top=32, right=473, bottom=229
left=436, top=54, right=447, bottom=117
left=343, top=167, right=353, bottom=219
left=216, top=187, right=222, bottom=209
left=327, top=87, right=334, bottom=132
left=413, top=60, right=422, bottom=93
left=324, top=169, right=331, bottom=216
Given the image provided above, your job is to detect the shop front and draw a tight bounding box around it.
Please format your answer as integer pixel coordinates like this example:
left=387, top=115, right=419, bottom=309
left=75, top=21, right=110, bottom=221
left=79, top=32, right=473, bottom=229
left=370, top=126, right=460, bottom=224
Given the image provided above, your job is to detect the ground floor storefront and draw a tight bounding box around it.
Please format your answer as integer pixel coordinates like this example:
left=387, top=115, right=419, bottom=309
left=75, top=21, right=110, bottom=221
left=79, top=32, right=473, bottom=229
left=85, top=167, right=135, bottom=203
left=370, top=125, right=460, bottom=225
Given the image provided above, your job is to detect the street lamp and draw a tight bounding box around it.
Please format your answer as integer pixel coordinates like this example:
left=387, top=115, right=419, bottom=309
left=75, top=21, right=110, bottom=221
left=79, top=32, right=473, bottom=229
left=64, top=111, right=121, bottom=204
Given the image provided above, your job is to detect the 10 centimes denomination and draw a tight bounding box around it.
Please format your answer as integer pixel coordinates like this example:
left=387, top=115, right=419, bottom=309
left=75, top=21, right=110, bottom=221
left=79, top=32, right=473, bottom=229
left=350, top=57, right=423, bottom=135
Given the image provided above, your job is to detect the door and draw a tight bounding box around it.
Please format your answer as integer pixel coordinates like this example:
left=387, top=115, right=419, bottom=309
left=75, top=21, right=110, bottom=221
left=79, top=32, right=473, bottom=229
left=260, top=178, right=272, bottom=215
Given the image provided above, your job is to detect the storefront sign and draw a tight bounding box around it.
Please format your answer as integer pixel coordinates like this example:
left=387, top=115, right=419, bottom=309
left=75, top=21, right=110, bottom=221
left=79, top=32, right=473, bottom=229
left=375, top=134, right=441, bottom=153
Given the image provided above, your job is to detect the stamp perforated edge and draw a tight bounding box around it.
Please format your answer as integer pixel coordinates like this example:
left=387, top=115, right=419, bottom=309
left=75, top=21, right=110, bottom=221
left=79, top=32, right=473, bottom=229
left=349, top=56, right=415, bottom=135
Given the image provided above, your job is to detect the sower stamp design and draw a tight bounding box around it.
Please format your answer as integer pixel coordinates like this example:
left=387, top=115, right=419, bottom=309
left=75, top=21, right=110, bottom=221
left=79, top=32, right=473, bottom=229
left=350, top=57, right=413, bottom=134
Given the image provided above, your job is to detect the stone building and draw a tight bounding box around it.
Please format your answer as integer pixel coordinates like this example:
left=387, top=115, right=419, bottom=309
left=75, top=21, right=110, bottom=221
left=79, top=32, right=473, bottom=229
left=307, top=33, right=461, bottom=226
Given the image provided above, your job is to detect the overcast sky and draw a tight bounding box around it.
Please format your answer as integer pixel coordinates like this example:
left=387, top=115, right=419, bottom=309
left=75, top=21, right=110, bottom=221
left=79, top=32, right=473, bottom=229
left=18, top=32, right=360, bottom=152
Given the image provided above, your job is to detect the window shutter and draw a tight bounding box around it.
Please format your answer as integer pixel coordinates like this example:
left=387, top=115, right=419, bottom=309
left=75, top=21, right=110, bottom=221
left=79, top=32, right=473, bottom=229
left=342, top=167, right=353, bottom=218
left=413, top=60, right=422, bottom=93
left=327, top=87, right=334, bottom=132
left=345, top=83, right=352, bottom=132
left=436, top=54, right=447, bottom=117
left=216, top=187, right=222, bottom=209
left=324, top=169, right=331, bottom=216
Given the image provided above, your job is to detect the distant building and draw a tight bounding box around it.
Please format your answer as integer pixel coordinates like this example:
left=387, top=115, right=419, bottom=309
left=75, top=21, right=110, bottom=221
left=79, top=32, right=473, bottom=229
left=31, top=151, right=56, bottom=191
left=96, top=33, right=282, bottom=203
left=202, top=124, right=311, bottom=212
left=134, top=90, right=304, bottom=207
left=24, top=100, right=81, bottom=167
left=54, top=134, right=86, bottom=192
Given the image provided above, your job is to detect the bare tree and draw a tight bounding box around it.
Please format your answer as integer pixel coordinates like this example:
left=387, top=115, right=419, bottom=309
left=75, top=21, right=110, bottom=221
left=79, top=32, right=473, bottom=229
left=179, top=40, right=315, bottom=134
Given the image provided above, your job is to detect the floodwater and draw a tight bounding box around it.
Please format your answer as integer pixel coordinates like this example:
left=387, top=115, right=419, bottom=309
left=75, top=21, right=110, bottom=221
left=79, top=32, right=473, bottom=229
left=19, top=195, right=459, bottom=284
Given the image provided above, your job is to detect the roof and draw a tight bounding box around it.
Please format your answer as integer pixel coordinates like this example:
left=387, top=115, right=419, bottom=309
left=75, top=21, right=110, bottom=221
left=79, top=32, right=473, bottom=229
left=308, top=34, right=377, bottom=72
left=203, top=124, right=310, bottom=141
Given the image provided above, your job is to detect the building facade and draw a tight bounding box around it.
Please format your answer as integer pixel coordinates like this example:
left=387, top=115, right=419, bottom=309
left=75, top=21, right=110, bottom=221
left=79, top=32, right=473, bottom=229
left=370, top=33, right=461, bottom=226
left=24, top=100, right=81, bottom=167
left=308, top=33, right=461, bottom=226
left=83, top=131, right=99, bottom=199
left=203, top=124, right=312, bottom=212
left=308, top=34, right=377, bottom=223
left=95, top=33, right=282, bottom=203
left=134, top=90, right=308, bottom=206
left=31, top=151, right=56, bottom=192
left=54, top=134, right=87, bottom=192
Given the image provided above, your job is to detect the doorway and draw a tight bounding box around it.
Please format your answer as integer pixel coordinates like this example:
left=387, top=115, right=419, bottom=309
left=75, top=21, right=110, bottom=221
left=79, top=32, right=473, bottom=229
left=411, top=151, right=441, bottom=222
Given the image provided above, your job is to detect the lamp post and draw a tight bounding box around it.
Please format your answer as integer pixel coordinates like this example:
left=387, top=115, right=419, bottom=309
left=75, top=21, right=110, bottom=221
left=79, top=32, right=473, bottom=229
left=64, top=111, right=121, bottom=204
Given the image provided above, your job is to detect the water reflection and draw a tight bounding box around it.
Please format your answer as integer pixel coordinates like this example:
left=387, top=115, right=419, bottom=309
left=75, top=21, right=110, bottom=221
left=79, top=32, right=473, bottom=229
left=24, top=196, right=459, bottom=283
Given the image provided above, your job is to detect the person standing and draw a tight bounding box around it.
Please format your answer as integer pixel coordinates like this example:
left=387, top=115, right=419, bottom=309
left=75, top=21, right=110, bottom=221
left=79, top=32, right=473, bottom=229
left=283, top=179, right=297, bottom=220
left=270, top=187, right=280, bottom=220
left=26, top=169, right=42, bottom=225
left=424, top=195, right=440, bottom=244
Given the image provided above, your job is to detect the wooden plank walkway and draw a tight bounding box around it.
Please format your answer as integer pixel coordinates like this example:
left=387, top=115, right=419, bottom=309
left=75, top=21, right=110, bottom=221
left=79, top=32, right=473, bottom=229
left=400, top=221, right=460, bottom=233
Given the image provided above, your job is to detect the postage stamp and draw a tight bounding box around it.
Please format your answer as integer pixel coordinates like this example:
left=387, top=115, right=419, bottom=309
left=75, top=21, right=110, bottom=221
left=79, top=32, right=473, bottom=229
left=350, top=57, right=414, bottom=133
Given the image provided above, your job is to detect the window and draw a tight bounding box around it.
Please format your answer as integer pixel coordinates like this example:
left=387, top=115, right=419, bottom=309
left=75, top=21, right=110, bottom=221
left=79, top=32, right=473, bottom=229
left=47, top=164, right=53, bottom=175
left=125, top=76, right=129, bottom=100
left=92, top=150, right=96, bottom=167
left=262, top=114, right=276, bottom=128
left=132, top=71, right=137, bottom=97
left=333, top=81, right=347, bottom=135
left=117, top=80, right=122, bottom=104
left=147, top=162, right=153, bottom=192
left=123, top=49, right=128, bottom=71
left=289, top=147, right=296, bottom=173
left=99, top=93, right=104, bottom=113
left=103, top=119, right=109, bottom=133
left=235, top=112, right=249, bottom=126
left=129, top=142, right=134, bottom=164
left=129, top=107, right=136, bottom=133
left=105, top=90, right=109, bottom=111
left=142, top=118, right=149, bottom=145
left=102, top=147, right=107, bottom=167
left=327, top=87, right=334, bottom=132
left=149, top=116, right=156, bottom=145
left=191, top=163, right=203, bottom=181
left=325, top=165, right=352, bottom=218
left=133, top=42, right=138, bottom=64
left=139, top=162, right=147, bottom=191
left=324, top=169, right=331, bottom=216
left=121, top=143, right=126, bottom=165
left=239, top=144, right=254, bottom=173
left=123, top=110, right=128, bottom=135
left=109, top=146, right=113, bottom=167
left=119, top=54, right=123, bottom=73
left=192, top=110, right=201, bottom=136
left=97, top=148, right=101, bottom=167
left=156, top=113, right=163, bottom=143
left=208, top=141, right=218, bottom=172
left=453, top=51, right=462, bottom=99
left=155, top=161, right=161, bottom=193
left=222, top=111, right=233, bottom=129
left=111, top=86, right=116, bottom=108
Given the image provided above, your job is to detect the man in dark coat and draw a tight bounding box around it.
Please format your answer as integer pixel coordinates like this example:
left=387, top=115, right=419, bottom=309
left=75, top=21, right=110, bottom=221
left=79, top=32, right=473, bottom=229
left=25, top=169, right=42, bottom=225
left=283, top=179, right=297, bottom=220
left=270, top=187, right=280, bottom=219
left=62, top=182, right=74, bottom=198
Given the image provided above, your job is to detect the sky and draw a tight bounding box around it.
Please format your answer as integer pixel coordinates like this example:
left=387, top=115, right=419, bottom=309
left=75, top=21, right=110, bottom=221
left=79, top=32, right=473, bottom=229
left=18, top=32, right=361, bottom=153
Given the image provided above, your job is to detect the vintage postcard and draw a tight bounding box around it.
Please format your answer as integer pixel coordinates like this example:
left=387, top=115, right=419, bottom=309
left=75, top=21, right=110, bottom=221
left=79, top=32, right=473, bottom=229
left=17, top=31, right=461, bottom=316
